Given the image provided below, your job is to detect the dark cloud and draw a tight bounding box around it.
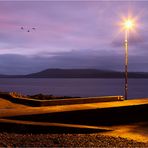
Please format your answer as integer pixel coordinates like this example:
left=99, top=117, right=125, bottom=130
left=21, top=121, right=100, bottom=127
left=0, top=47, right=148, bottom=75
left=0, top=54, right=50, bottom=75
left=0, top=50, right=124, bottom=75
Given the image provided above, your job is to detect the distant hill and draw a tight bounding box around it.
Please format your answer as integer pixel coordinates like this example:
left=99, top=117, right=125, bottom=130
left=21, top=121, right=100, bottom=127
left=0, top=69, right=148, bottom=78
left=25, top=69, right=148, bottom=78
left=25, top=69, right=123, bottom=78
left=0, top=74, right=24, bottom=78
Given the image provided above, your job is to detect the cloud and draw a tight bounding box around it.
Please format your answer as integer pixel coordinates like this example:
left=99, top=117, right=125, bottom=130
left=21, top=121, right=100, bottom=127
left=0, top=49, right=124, bottom=74
left=0, top=47, right=148, bottom=75
left=111, top=31, right=147, bottom=47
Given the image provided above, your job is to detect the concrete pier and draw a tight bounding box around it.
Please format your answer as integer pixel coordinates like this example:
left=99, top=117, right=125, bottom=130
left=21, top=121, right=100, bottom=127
left=0, top=92, right=124, bottom=106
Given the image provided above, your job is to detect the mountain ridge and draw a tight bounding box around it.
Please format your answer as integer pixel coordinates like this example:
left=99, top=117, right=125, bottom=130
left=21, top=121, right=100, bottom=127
left=0, top=68, right=148, bottom=78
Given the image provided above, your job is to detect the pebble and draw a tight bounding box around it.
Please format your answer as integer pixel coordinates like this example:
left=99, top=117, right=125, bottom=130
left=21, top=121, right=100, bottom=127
left=0, top=132, right=147, bottom=147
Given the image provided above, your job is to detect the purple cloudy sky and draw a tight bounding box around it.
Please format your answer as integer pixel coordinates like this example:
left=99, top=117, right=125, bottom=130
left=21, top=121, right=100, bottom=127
left=0, top=1, right=148, bottom=74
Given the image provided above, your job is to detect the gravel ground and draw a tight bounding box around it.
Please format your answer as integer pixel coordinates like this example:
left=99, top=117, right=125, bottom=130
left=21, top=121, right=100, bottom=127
left=0, top=132, right=147, bottom=147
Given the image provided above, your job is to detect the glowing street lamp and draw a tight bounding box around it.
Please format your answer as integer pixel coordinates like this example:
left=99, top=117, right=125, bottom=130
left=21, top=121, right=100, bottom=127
left=124, top=20, right=134, bottom=29
left=123, top=19, right=134, bottom=100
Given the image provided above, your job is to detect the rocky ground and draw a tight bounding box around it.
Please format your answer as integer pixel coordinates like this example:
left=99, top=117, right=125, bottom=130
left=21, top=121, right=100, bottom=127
left=0, top=132, right=147, bottom=147
left=28, top=93, right=80, bottom=100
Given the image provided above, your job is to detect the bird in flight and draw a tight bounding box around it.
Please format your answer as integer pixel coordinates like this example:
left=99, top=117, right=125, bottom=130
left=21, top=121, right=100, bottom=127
left=20, top=27, right=36, bottom=32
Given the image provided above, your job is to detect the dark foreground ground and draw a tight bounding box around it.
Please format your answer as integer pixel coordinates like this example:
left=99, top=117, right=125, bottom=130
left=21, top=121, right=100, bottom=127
left=0, top=131, right=147, bottom=147
left=0, top=97, right=148, bottom=147
left=0, top=120, right=147, bottom=147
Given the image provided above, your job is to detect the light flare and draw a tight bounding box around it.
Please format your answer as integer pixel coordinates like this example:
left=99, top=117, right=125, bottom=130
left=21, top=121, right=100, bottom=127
left=119, top=15, right=138, bottom=33
left=124, top=19, right=134, bottom=30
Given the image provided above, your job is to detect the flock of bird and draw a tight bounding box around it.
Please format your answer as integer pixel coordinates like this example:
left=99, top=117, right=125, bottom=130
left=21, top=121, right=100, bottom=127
left=21, top=27, right=36, bottom=32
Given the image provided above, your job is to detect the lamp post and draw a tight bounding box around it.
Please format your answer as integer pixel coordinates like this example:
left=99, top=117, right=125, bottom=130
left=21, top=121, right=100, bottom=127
left=124, top=28, right=128, bottom=100
left=124, top=19, right=134, bottom=100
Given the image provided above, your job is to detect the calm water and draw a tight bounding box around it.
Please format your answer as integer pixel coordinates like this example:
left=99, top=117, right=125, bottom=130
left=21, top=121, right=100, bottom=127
left=0, top=78, right=148, bottom=99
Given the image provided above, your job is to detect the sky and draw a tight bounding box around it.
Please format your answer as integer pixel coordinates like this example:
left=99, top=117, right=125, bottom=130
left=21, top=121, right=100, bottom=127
left=0, top=1, right=148, bottom=74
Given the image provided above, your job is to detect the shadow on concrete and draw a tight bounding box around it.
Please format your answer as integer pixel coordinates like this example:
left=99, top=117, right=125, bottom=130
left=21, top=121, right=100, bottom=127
left=7, top=104, right=148, bottom=126
left=1, top=103, right=147, bottom=134
left=0, top=122, right=110, bottom=134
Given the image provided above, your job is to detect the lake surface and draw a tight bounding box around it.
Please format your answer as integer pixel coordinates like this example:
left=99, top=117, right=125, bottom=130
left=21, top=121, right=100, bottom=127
left=0, top=78, right=148, bottom=99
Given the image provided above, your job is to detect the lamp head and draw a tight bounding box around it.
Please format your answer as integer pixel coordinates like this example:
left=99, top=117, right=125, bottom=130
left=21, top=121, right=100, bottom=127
left=124, top=19, right=134, bottom=30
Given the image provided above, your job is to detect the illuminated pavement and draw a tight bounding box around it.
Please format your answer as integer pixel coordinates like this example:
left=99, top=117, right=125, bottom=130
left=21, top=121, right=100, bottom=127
left=102, top=122, right=148, bottom=143
left=0, top=97, right=148, bottom=118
